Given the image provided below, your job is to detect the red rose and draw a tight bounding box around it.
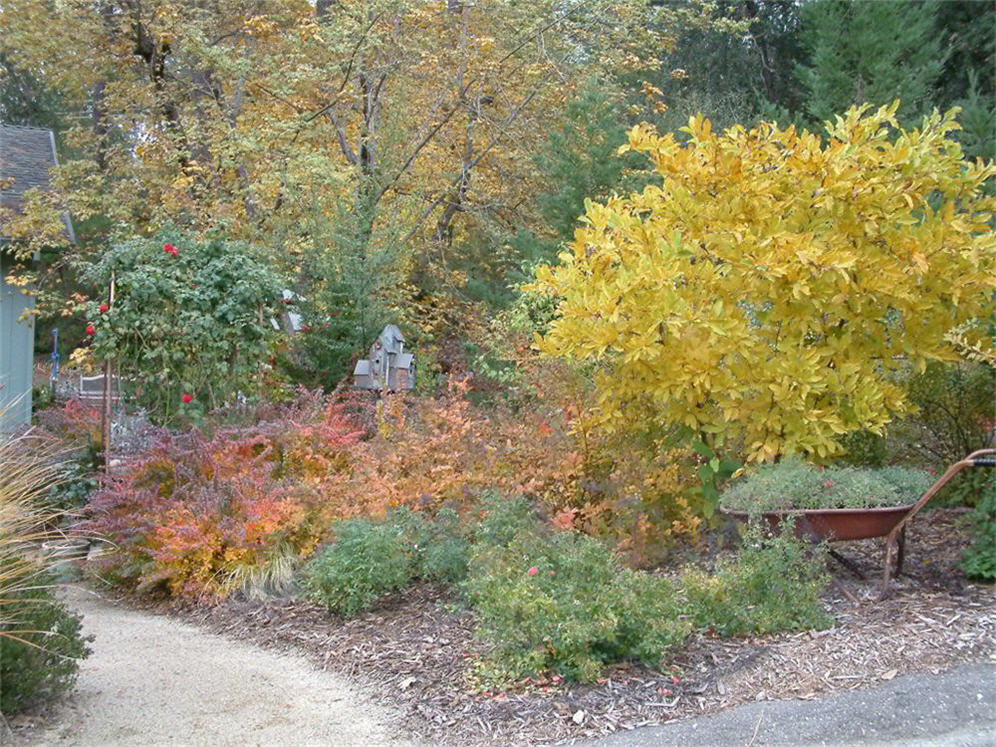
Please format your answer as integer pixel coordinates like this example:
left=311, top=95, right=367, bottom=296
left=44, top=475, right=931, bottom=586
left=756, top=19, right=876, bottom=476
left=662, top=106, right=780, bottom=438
left=170, top=248, right=178, bottom=258
left=99, top=303, right=109, bottom=313
left=163, top=242, right=176, bottom=253
left=182, top=394, right=193, bottom=403
left=86, top=324, right=95, bottom=336
left=527, top=566, right=538, bottom=577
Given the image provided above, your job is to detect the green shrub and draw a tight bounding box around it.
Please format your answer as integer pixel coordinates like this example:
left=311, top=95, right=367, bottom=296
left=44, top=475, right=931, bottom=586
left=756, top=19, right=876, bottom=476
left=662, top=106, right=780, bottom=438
left=0, top=582, right=92, bottom=716
left=895, top=361, right=995, bottom=505
left=79, top=229, right=284, bottom=423
left=392, top=507, right=469, bottom=584
left=1, top=425, right=92, bottom=716
left=464, top=504, right=690, bottom=684
left=474, top=492, right=541, bottom=548
left=386, top=506, right=468, bottom=583
left=877, top=466, right=935, bottom=501
left=303, top=520, right=412, bottom=616
left=839, top=429, right=889, bottom=467
left=683, top=521, right=832, bottom=636
left=44, top=460, right=99, bottom=514
left=961, top=483, right=996, bottom=581
left=303, top=504, right=472, bottom=615
left=901, top=362, right=995, bottom=464
left=720, top=459, right=932, bottom=512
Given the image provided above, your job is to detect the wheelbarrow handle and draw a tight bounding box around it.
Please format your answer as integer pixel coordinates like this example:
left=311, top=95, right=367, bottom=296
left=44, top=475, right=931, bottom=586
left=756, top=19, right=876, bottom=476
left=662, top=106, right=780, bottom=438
left=966, top=448, right=996, bottom=461
left=879, top=448, right=996, bottom=600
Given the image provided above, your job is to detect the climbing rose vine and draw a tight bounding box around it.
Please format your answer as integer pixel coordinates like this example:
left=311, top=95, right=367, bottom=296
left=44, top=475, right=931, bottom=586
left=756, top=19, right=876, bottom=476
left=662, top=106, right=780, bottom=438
left=81, top=230, right=284, bottom=422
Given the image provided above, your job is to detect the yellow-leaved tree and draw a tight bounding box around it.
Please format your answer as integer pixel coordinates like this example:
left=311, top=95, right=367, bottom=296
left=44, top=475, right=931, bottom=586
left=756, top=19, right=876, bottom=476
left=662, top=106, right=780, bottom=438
left=534, top=102, right=996, bottom=462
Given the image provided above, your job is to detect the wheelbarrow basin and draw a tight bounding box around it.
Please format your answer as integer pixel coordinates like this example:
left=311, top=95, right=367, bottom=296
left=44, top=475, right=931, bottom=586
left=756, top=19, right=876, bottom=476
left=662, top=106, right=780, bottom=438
left=722, top=504, right=915, bottom=542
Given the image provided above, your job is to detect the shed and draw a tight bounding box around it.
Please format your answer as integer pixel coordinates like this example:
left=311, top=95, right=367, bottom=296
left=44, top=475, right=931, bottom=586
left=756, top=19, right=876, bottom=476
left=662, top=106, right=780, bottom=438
left=353, top=324, right=416, bottom=391
left=1, top=124, right=73, bottom=430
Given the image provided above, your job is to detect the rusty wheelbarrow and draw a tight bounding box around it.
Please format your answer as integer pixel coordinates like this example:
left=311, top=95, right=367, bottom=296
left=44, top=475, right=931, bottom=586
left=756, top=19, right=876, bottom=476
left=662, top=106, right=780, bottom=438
left=723, top=449, right=995, bottom=600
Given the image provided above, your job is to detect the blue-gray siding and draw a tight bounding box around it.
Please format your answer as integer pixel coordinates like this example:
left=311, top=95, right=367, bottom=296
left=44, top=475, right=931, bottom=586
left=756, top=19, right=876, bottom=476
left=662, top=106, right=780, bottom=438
left=0, top=251, right=34, bottom=430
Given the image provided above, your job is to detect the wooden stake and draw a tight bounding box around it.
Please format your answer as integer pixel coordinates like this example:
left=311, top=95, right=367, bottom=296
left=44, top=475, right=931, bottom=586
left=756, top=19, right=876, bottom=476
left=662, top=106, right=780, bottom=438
left=102, top=271, right=115, bottom=474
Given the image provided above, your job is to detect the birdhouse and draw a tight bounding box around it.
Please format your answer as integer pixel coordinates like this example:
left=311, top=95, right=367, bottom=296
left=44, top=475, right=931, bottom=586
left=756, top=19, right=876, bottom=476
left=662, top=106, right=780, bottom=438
left=353, top=324, right=415, bottom=391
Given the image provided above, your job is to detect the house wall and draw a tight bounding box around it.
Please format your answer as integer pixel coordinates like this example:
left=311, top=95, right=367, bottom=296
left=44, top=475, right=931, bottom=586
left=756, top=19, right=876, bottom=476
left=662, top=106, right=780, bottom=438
left=0, top=251, right=35, bottom=430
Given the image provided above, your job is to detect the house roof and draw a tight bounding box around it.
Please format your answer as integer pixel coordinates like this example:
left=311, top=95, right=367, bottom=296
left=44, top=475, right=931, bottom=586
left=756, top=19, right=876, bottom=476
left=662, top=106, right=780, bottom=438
left=0, top=123, right=75, bottom=243
left=353, top=360, right=371, bottom=376
left=379, top=324, right=405, bottom=354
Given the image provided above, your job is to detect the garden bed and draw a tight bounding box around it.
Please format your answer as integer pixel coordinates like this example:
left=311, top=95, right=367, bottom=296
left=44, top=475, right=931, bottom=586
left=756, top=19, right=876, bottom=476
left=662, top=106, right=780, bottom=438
left=153, top=507, right=996, bottom=746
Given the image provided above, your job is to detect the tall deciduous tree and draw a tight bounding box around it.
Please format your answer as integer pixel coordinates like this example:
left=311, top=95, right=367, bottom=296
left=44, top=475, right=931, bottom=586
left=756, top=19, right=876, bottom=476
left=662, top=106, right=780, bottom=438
left=533, top=103, right=995, bottom=462
left=0, top=0, right=734, bottom=372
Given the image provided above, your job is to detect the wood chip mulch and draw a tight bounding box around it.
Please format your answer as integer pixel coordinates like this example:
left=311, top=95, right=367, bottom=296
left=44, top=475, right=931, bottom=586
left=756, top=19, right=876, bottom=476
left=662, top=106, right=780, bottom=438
left=159, top=508, right=995, bottom=746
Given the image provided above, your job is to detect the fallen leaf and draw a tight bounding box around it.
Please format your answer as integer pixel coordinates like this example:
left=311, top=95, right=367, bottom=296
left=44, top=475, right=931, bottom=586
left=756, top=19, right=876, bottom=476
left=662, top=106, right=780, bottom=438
left=881, top=669, right=898, bottom=681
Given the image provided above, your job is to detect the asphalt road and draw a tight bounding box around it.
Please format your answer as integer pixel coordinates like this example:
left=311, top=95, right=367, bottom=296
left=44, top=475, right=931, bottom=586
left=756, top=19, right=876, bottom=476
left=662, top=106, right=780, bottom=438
left=585, top=662, right=996, bottom=747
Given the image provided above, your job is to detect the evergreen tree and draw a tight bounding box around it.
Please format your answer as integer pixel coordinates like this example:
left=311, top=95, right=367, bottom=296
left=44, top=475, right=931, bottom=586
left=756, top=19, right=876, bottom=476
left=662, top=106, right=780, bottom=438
left=935, top=0, right=995, bottom=161
left=509, top=81, right=639, bottom=270
left=796, top=0, right=946, bottom=126
left=661, top=0, right=805, bottom=127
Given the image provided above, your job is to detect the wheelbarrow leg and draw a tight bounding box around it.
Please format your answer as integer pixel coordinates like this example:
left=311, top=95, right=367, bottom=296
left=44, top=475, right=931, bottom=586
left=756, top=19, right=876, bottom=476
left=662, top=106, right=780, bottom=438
left=879, top=530, right=900, bottom=601
left=894, top=525, right=906, bottom=577
left=829, top=548, right=865, bottom=579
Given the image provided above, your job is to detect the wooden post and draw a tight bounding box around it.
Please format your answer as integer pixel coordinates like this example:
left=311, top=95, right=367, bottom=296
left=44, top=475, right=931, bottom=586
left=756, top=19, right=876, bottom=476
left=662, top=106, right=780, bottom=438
left=102, top=272, right=115, bottom=474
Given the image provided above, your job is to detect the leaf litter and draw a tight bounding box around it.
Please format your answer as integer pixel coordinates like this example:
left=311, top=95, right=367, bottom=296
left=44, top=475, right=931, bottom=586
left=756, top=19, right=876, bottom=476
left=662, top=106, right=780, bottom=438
left=160, top=508, right=994, bottom=745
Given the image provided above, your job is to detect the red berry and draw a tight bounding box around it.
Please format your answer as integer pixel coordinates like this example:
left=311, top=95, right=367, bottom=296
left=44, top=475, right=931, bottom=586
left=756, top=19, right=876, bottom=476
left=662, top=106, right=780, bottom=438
left=99, top=303, right=109, bottom=313
left=163, top=242, right=176, bottom=253
left=182, top=393, right=193, bottom=403
left=86, top=324, right=95, bottom=336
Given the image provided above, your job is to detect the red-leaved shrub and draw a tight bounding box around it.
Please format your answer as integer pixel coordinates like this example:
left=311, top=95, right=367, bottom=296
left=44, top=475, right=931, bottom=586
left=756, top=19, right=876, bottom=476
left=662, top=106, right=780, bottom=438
left=85, top=381, right=700, bottom=599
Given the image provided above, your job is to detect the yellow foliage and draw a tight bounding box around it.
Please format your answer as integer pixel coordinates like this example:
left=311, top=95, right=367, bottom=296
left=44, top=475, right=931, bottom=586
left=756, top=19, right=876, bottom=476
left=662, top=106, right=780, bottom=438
left=68, top=348, right=95, bottom=374
left=534, top=103, right=996, bottom=462
left=0, top=0, right=738, bottom=338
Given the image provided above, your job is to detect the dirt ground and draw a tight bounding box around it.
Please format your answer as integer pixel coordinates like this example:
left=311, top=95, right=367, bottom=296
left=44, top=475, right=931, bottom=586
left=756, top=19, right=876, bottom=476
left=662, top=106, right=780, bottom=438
left=6, top=585, right=415, bottom=747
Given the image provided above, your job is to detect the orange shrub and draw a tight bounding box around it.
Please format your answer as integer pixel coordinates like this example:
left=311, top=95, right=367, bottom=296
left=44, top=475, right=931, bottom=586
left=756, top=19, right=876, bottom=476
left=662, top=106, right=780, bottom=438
left=86, top=379, right=703, bottom=599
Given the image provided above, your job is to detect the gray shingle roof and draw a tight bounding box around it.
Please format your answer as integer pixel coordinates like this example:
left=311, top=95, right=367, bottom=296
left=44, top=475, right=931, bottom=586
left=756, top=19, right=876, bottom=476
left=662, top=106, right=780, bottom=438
left=0, top=123, right=75, bottom=243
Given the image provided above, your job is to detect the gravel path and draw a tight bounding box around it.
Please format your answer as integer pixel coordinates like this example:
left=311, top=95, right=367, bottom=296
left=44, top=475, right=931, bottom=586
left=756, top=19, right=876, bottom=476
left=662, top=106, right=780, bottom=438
left=19, top=585, right=414, bottom=747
